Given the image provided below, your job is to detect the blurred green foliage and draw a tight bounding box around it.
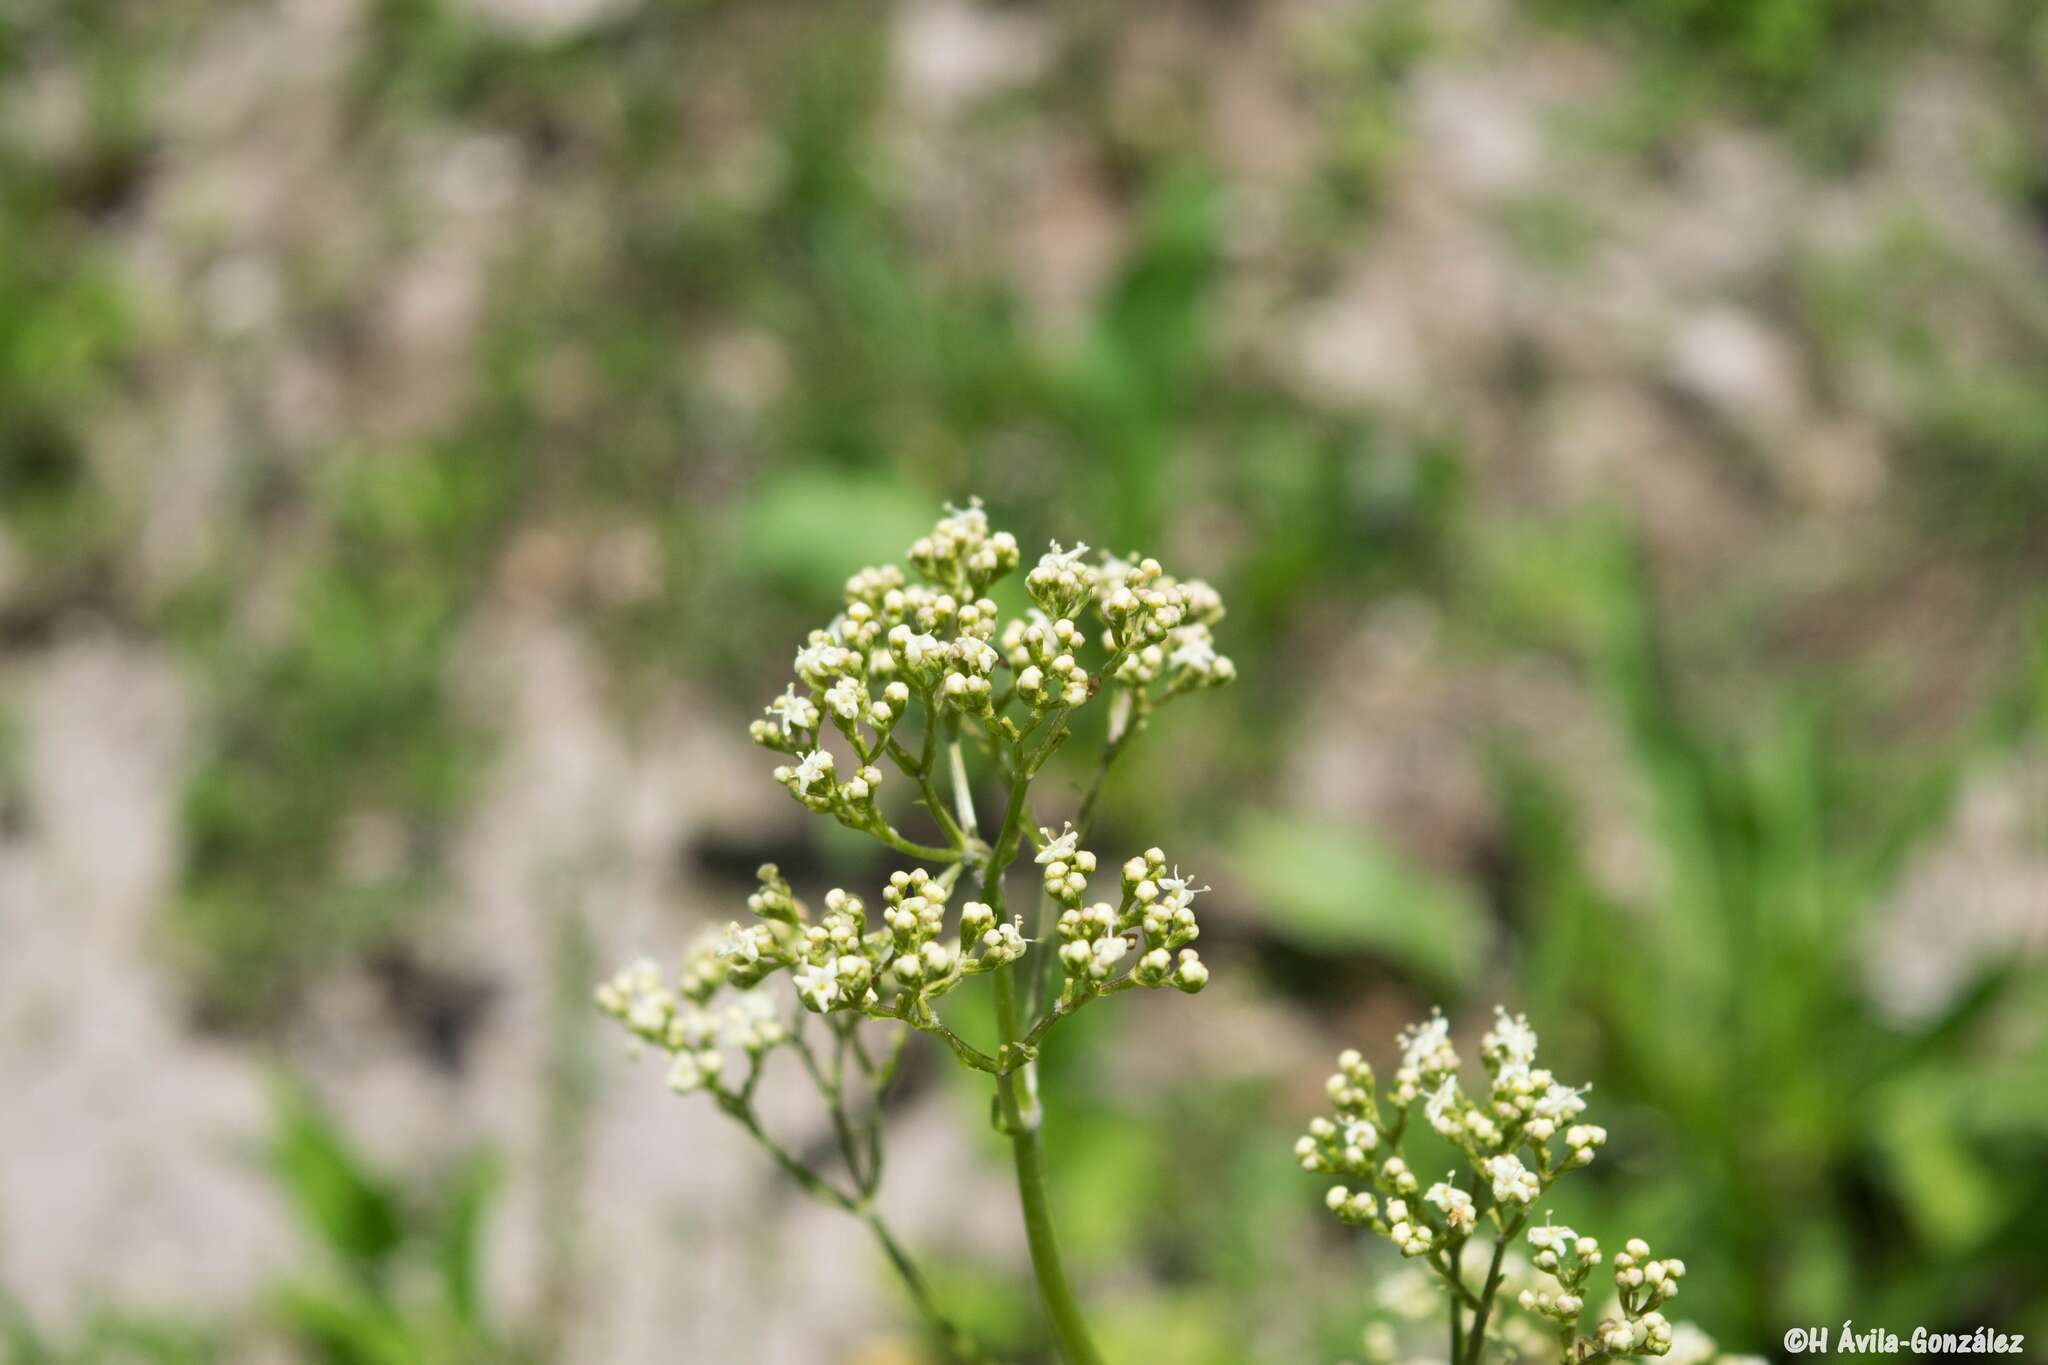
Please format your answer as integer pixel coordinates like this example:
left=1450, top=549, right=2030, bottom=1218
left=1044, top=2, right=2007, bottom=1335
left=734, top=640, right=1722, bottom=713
left=1485, top=523, right=2048, bottom=1342
left=267, top=1085, right=531, bottom=1365
left=169, top=444, right=515, bottom=1026
left=0, top=1302, right=218, bottom=1365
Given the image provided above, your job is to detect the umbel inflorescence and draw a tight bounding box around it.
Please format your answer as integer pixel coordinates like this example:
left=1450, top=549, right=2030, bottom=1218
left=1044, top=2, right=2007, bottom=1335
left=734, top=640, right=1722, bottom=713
left=597, top=500, right=1234, bottom=1364
left=1299, top=1009, right=1700, bottom=1365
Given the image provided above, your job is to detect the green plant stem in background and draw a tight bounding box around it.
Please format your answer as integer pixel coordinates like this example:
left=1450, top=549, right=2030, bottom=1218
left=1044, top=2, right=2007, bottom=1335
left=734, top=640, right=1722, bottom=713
left=718, top=1085, right=980, bottom=1362
left=863, top=1210, right=988, bottom=1365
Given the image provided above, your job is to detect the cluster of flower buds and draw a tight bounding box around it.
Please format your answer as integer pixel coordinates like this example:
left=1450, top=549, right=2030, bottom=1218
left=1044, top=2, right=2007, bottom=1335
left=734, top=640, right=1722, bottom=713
left=1004, top=611, right=1093, bottom=711
left=1045, top=833, right=1209, bottom=996
left=1096, top=556, right=1191, bottom=653
left=595, top=952, right=791, bottom=1095
left=1101, top=564, right=1233, bottom=697
left=1025, top=542, right=1099, bottom=620
left=789, top=886, right=880, bottom=1014
left=1518, top=1221, right=1603, bottom=1324
left=907, top=500, right=1019, bottom=596
left=600, top=501, right=1246, bottom=1365
left=1594, top=1237, right=1684, bottom=1354
left=958, top=899, right=1028, bottom=971
left=876, top=868, right=961, bottom=991
left=751, top=503, right=1234, bottom=820
left=1296, top=1049, right=1379, bottom=1176
left=770, top=747, right=891, bottom=828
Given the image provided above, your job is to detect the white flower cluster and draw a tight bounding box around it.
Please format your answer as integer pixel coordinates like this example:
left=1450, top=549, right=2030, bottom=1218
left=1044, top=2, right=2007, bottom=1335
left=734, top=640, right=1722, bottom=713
left=1050, top=839, right=1208, bottom=995
left=1518, top=1220, right=1603, bottom=1324
left=597, top=501, right=1244, bottom=1363
left=594, top=952, right=789, bottom=1095
left=596, top=856, right=1054, bottom=1068
left=1297, top=1007, right=1694, bottom=1361
left=1514, top=1229, right=1689, bottom=1357
left=754, top=501, right=1235, bottom=791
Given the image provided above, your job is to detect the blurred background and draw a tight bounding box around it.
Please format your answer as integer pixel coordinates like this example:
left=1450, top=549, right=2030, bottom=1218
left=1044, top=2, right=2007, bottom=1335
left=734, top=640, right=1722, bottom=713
left=3, top=0, right=2047, bottom=1360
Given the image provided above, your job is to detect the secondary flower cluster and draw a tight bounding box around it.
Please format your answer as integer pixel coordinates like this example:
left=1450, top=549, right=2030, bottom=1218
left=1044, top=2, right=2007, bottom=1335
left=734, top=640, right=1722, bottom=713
left=1297, top=1008, right=1688, bottom=1361
left=1045, top=829, right=1209, bottom=997
left=593, top=952, right=789, bottom=1095
left=1518, top=1227, right=1685, bottom=1357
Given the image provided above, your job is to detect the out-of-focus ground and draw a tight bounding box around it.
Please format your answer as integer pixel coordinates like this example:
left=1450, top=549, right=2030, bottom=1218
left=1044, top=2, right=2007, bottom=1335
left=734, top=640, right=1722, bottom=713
left=2, top=0, right=2046, bottom=1361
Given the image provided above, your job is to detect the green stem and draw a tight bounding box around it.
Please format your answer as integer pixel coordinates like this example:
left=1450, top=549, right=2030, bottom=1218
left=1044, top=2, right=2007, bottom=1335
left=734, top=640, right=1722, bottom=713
left=1464, top=1215, right=1525, bottom=1365
left=720, top=1086, right=983, bottom=1363
left=869, top=820, right=963, bottom=864
left=993, top=966, right=1103, bottom=1365
left=862, top=1208, right=987, bottom=1365
left=718, top=1093, right=858, bottom=1213
left=980, top=746, right=1103, bottom=1365
left=793, top=1026, right=870, bottom=1191
left=949, top=736, right=981, bottom=837
left=1429, top=1248, right=1483, bottom=1310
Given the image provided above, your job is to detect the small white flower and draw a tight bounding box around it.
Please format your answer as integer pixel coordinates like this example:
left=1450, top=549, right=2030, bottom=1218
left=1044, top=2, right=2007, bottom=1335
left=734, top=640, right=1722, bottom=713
left=1424, top=1177, right=1476, bottom=1232
left=981, top=919, right=1027, bottom=962
left=823, top=677, right=864, bottom=721
left=1155, top=867, right=1208, bottom=908
left=1484, top=1006, right=1539, bottom=1069
left=666, top=1050, right=720, bottom=1094
left=1035, top=824, right=1079, bottom=865
left=1484, top=1153, right=1540, bottom=1205
left=1529, top=1222, right=1578, bottom=1255
left=791, top=749, right=834, bottom=793
left=1168, top=630, right=1217, bottom=672
left=1425, top=1076, right=1463, bottom=1135
left=1399, top=1011, right=1457, bottom=1074
left=793, top=958, right=841, bottom=1011
left=766, top=685, right=818, bottom=735
left=1533, top=1082, right=1587, bottom=1124
left=717, top=921, right=761, bottom=964
left=720, top=991, right=785, bottom=1051
left=1089, top=935, right=1128, bottom=978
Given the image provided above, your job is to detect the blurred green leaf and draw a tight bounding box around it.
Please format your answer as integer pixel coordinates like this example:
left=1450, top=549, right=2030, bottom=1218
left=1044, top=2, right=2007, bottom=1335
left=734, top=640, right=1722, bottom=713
left=737, top=469, right=935, bottom=598
left=1876, top=1089, right=2004, bottom=1253
left=273, top=1283, right=416, bottom=1365
left=436, top=1154, right=499, bottom=1327
left=270, top=1085, right=405, bottom=1275
left=1229, top=814, right=1486, bottom=989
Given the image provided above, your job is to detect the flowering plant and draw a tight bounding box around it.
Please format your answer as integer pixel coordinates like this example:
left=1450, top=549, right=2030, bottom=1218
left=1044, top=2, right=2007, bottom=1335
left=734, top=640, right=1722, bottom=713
left=597, top=500, right=1233, bottom=1363
left=1298, top=1009, right=1701, bottom=1365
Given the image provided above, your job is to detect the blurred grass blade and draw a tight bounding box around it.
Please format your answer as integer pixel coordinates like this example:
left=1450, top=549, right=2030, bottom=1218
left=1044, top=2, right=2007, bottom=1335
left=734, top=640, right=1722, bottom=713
left=1229, top=813, right=1486, bottom=991
left=270, top=1082, right=405, bottom=1276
